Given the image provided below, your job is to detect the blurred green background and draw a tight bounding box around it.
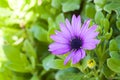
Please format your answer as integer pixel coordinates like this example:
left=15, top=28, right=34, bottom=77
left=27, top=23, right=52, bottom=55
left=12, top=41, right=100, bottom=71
left=0, top=0, right=120, bottom=80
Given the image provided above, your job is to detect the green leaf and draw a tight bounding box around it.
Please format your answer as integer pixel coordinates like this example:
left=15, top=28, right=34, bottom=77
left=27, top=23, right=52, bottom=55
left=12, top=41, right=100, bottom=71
left=27, top=0, right=37, bottom=9
left=55, top=68, right=83, bottom=80
left=42, top=55, right=55, bottom=70
left=109, top=39, right=119, bottom=51
left=25, top=11, right=36, bottom=22
left=110, top=51, right=120, bottom=59
left=3, top=45, right=23, bottom=64
left=102, top=64, right=114, bottom=78
left=50, top=59, right=70, bottom=69
left=116, top=18, right=120, bottom=30
left=3, top=45, right=32, bottom=72
left=24, top=40, right=36, bottom=59
left=95, top=45, right=102, bottom=59
left=115, top=35, right=120, bottom=50
left=85, top=3, right=96, bottom=18
left=94, top=0, right=106, bottom=8
left=107, top=58, right=120, bottom=73
left=31, top=24, right=48, bottom=42
left=5, top=61, right=32, bottom=73
left=95, top=11, right=104, bottom=24
left=2, top=28, right=19, bottom=44
left=42, top=55, right=70, bottom=70
left=0, top=0, right=9, bottom=8
left=5, top=53, right=32, bottom=73
left=51, top=0, right=62, bottom=9
left=37, top=3, right=56, bottom=20
left=62, top=0, right=81, bottom=12
left=52, top=0, right=81, bottom=12
left=104, top=28, right=113, bottom=40
left=0, top=67, right=12, bottom=80
left=56, top=13, right=65, bottom=26
left=47, top=18, right=58, bottom=42
left=102, top=18, right=109, bottom=32
left=30, top=73, right=39, bottom=80
left=104, top=1, right=120, bottom=19
left=0, top=8, right=12, bottom=17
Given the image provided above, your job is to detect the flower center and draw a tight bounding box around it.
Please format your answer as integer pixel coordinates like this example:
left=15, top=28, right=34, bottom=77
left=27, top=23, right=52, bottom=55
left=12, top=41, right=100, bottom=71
left=70, top=38, right=82, bottom=50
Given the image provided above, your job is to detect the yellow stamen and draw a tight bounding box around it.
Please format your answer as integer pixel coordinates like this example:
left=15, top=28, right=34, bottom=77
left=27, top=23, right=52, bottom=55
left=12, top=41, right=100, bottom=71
left=87, top=59, right=96, bottom=69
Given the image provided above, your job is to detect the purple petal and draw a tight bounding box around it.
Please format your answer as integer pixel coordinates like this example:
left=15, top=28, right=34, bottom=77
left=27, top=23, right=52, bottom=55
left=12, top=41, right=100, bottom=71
left=84, top=32, right=99, bottom=40
left=50, top=34, right=69, bottom=44
left=81, top=49, right=86, bottom=59
left=83, top=25, right=98, bottom=37
left=51, top=48, right=70, bottom=55
left=81, top=24, right=99, bottom=43
left=88, top=24, right=98, bottom=31
left=82, top=39, right=100, bottom=50
left=54, top=30, right=61, bottom=35
left=84, top=39, right=100, bottom=44
left=72, top=49, right=86, bottom=64
left=64, top=51, right=75, bottom=65
left=82, top=44, right=96, bottom=50
left=72, top=15, right=77, bottom=28
left=79, top=19, right=91, bottom=36
left=59, top=23, right=71, bottom=39
left=49, top=43, right=68, bottom=51
left=65, top=19, right=74, bottom=37
left=49, top=43, right=70, bottom=55
left=72, top=15, right=81, bottom=36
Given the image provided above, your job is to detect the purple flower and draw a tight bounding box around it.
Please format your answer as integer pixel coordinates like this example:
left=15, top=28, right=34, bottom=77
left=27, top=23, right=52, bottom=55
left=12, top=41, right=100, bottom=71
left=49, top=15, right=100, bottom=65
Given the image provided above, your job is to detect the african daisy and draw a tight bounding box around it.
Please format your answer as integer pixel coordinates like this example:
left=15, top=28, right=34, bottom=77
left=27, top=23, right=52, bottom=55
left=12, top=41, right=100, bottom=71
left=49, top=15, right=100, bottom=65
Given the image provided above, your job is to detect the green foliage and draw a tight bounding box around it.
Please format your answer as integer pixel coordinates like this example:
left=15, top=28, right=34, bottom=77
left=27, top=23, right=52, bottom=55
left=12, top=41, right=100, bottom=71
left=42, top=55, right=55, bottom=70
left=0, top=0, right=120, bottom=80
left=24, top=40, right=36, bottom=69
left=85, top=3, right=96, bottom=18
left=3, top=45, right=32, bottom=72
left=42, top=55, right=70, bottom=70
left=109, top=39, right=119, bottom=51
left=55, top=68, right=83, bottom=80
left=107, top=35, right=120, bottom=75
left=30, top=24, right=48, bottom=42
left=95, top=11, right=104, bottom=24
left=61, top=0, right=81, bottom=12
left=51, top=0, right=81, bottom=12
left=107, top=58, right=120, bottom=73
left=104, top=0, right=120, bottom=19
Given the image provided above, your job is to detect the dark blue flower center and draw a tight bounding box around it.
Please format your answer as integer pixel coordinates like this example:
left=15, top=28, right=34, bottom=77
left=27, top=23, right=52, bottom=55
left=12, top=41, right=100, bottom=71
left=70, top=38, right=83, bottom=50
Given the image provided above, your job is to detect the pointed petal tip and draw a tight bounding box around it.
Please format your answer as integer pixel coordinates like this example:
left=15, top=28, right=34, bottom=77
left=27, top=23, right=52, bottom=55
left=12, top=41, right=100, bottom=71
left=59, top=23, right=65, bottom=28
left=77, top=15, right=81, bottom=19
left=72, top=14, right=81, bottom=18
left=83, top=19, right=91, bottom=26
left=55, top=30, right=60, bottom=34
left=64, top=58, right=70, bottom=65
left=64, top=51, right=75, bottom=65
left=65, top=18, right=70, bottom=23
left=72, top=14, right=81, bottom=21
left=72, top=14, right=76, bottom=19
left=64, top=56, right=70, bottom=65
left=92, top=24, right=98, bottom=28
left=64, top=61, right=67, bottom=65
left=72, top=61, right=77, bottom=64
left=50, top=35, right=57, bottom=40
left=81, top=50, right=86, bottom=59
left=86, top=19, right=91, bottom=23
